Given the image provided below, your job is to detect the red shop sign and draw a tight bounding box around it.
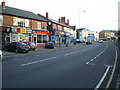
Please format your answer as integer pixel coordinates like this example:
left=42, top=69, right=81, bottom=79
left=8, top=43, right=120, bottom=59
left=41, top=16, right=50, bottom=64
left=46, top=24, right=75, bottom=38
left=17, top=28, right=20, bottom=33
left=33, top=31, right=49, bottom=35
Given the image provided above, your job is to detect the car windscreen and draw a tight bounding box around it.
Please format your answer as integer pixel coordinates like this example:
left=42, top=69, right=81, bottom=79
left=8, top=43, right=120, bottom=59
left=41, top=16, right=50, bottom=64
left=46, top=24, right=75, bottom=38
left=19, top=43, right=27, bottom=46
left=30, top=42, right=35, bottom=45
left=46, top=42, right=53, bottom=44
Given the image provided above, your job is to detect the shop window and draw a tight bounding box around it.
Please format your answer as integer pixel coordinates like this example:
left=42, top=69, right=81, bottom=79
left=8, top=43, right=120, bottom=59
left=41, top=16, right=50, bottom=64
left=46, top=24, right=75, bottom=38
left=37, top=35, right=42, bottom=43
left=43, top=35, right=47, bottom=43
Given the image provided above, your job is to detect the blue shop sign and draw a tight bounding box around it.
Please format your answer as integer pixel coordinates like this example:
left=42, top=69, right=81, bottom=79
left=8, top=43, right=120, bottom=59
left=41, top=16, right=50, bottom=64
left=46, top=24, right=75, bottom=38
left=27, top=29, right=33, bottom=34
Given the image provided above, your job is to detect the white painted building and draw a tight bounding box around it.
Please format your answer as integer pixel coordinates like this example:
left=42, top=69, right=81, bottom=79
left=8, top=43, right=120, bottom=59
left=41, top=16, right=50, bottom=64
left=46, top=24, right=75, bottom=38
left=77, top=28, right=89, bottom=42
left=87, top=31, right=99, bottom=41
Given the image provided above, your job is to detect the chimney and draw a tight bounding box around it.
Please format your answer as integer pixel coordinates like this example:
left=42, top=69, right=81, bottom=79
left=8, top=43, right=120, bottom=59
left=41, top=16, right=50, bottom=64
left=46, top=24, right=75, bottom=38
left=58, top=18, right=61, bottom=23
left=61, top=17, right=65, bottom=24
left=46, top=12, right=48, bottom=19
left=67, top=19, right=69, bottom=25
left=2, top=1, right=5, bottom=9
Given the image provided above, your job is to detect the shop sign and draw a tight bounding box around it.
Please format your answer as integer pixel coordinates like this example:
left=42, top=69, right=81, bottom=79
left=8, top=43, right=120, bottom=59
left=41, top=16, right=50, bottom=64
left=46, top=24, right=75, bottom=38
left=55, top=31, right=62, bottom=35
left=12, top=28, right=17, bottom=32
left=33, top=31, right=49, bottom=35
left=20, top=28, right=26, bottom=33
left=27, top=29, right=32, bottom=34
left=17, top=28, right=21, bottom=33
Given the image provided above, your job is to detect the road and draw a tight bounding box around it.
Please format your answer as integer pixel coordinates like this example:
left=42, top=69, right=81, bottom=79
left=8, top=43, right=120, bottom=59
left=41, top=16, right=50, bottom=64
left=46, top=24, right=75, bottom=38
left=2, top=41, right=119, bottom=88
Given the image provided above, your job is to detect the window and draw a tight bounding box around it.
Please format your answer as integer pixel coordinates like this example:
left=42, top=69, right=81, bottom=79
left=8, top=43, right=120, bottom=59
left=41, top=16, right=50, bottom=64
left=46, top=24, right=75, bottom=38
left=18, top=21, right=25, bottom=28
left=37, top=22, right=42, bottom=29
left=37, top=35, right=42, bottom=43
left=13, top=17, right=29, bottom=28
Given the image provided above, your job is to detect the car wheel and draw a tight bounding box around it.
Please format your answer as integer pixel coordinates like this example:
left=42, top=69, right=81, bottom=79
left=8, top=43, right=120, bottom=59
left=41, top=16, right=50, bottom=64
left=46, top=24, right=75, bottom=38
left=33, top=48, right=36, bottom=51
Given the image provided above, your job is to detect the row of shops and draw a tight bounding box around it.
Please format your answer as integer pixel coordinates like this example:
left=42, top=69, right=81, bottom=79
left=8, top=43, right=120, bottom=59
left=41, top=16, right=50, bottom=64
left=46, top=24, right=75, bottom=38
left=1, top=1, right=76, bottom=50
left=2, top=27, right=74, bottom=49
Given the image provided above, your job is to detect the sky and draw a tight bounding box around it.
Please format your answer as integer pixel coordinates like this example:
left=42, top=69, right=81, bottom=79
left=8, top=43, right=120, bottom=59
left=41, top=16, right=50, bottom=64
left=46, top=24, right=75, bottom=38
left=1, top=0, right=119, bottom=32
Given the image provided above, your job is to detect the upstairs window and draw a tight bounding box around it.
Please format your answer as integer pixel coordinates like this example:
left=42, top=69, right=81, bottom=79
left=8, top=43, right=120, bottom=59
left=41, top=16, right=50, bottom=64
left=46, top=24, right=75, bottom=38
left=13, top=17, right=29, bottom=28
left=18, top=21, right=25, bottom=28
left=37, top=22, right=42, bottom=29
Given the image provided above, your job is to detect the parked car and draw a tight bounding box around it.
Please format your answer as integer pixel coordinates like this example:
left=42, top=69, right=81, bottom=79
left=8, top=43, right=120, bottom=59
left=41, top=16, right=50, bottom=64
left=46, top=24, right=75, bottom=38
left=6, top=42, right=30, bottom=53
left=86, top=41, right=92, bottom=44
left=23, top=42, right=37, bottom=51
left=45, top=41, right=55, bottom=48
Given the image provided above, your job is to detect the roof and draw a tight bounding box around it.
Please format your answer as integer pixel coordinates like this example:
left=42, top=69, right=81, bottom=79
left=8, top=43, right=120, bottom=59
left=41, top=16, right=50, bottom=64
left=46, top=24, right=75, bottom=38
left=49, top=18, right=69, bottom=27
left=103, top=30, right=118, bottom=32
left=70, top=26, right=76, bottom=30
left=0, top=5, right=47, bottom=22
left=38, top=14, right=69, bottom=28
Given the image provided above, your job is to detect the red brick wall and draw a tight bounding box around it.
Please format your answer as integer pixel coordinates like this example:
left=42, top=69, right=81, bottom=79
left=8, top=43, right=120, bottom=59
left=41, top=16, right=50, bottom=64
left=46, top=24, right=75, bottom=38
left=31, top=20, right=37, bottom=29
left=3, top=15, right=13, bottom=26
left=53, top=23, right=57, bottom=29
left=3, top=14, right=47, bottom=30
left=99, top=31, right=105, bottom=38
left=41, top=22, right=47, bottom=30
left=58, top=25, right=62, bottom=31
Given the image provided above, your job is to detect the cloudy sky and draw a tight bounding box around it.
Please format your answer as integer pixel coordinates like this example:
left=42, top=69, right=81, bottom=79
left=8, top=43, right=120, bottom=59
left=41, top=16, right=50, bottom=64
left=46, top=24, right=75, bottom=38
left=1, top=0, right=119, bottom=31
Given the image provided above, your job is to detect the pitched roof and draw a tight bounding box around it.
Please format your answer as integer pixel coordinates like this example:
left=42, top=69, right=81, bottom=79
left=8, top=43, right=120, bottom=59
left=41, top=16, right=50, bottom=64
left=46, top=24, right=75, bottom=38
left=0, top=5, right=47, bottom=22
left=38, top=13, right=69, bottom=27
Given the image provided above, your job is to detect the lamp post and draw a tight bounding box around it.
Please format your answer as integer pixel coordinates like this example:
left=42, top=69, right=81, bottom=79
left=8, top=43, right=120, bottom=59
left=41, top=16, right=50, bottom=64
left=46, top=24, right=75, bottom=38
left=78, top=10, right=86, bottom=28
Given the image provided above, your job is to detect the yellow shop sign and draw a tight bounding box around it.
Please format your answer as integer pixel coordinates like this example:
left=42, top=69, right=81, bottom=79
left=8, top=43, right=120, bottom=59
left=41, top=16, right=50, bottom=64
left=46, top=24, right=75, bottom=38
left=20, top=28, right=26, bottom=33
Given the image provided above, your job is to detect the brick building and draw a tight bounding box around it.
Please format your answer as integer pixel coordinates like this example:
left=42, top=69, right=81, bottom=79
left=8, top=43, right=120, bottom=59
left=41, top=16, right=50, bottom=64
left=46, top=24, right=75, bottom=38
left=99, top=30, right=117, bottom=41
left=38, top=12, right=76, bottom=45
left=0, top=1, right=50, bottom=49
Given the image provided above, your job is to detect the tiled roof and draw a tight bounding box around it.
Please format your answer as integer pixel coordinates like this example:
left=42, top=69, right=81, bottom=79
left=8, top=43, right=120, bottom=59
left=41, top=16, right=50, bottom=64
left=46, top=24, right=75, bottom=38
left=0, top=5, right=47, bottom=22
left=38, top=14, right=69, bottom=27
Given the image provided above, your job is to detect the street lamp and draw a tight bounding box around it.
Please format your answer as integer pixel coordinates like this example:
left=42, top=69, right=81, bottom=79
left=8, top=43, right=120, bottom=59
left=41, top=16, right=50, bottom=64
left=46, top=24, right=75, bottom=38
left=78, top=10, right=86, bottom=28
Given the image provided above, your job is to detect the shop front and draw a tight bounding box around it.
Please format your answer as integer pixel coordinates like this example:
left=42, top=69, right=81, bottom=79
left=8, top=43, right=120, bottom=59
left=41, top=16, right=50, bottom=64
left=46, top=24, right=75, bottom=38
left=54, top=30, right=63, bottom=45
left=12, top=28, right=32, bottom=42
left=33, top=30, right=50, bottom=46
left=2, top=26, right=12, bottom=50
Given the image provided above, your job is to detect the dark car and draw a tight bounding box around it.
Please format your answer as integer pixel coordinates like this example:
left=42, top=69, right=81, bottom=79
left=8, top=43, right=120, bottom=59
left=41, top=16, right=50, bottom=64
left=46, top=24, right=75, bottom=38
left=86, top=41, right=92, bottom=44
left=45, top=41, right=55, bottom=48
left=23, top=42, right=37, bottom=51
left=6, top=42, right=30, bottom=53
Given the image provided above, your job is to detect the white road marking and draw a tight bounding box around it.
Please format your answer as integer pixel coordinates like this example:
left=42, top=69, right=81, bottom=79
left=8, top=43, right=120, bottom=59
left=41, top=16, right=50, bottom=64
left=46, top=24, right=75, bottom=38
left=86, top=62, right=89, bottom=64
left=90, top=44, right=108, bottom=63
left=20, top=57, right=56, bottom=67
left=90, top=59, right=94, bottom=61
left=95, top=66, right=111, bottom=89
left=96, top=55, right=99, bottom=57
left=64, top=51, right=78, bottom=56
left=105, top=46, right=118, bottom=88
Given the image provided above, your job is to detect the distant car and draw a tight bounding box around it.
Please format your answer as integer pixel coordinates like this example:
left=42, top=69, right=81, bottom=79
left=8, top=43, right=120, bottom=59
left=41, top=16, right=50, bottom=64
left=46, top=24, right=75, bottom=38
left=86, top=41, right=92, bottom=44
left=98, top=40, right=103, bottom=43
left=6, top=42, right=30, bottom=53
left=45, top=41, right=55, bottom=48
left=76, top=39, right=82, bottom=43
left=23, top=42, right=37, bottom=51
